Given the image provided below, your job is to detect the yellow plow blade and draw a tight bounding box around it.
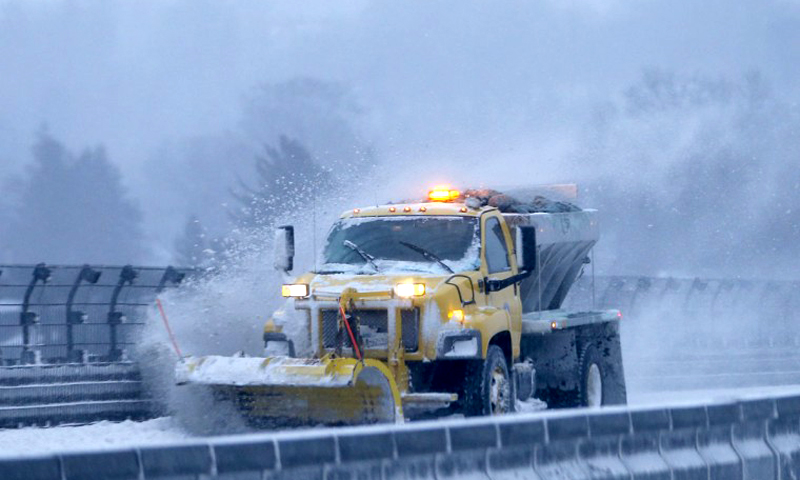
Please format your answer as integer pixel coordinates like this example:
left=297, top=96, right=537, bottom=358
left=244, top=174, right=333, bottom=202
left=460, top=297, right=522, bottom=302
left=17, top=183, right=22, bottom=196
left=176, top=356, right=403, bottom=427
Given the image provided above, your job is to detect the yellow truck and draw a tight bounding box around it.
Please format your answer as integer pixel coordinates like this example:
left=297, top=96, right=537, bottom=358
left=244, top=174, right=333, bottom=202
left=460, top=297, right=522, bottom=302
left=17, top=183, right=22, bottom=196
left=177, top=186, right=626, bottom=426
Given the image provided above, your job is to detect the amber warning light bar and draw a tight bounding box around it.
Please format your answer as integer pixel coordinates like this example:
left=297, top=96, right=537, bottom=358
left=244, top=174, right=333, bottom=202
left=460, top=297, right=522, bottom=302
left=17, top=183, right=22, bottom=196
left=428, top=186, right=460, bottom=202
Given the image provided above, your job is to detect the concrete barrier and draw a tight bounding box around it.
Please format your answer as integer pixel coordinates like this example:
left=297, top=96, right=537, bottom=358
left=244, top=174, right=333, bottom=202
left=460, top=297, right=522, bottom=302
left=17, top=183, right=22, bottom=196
left=5, top=392, right=800, bottom=480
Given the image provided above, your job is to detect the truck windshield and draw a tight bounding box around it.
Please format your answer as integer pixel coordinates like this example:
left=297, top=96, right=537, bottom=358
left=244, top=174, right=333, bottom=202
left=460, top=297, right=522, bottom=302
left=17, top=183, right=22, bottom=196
left=321, top=216, right=479, bottom=273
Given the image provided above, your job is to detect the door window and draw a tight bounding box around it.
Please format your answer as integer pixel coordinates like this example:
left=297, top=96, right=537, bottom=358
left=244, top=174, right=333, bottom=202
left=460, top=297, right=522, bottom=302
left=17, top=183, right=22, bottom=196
left=484, top=217, right=510, bottom=274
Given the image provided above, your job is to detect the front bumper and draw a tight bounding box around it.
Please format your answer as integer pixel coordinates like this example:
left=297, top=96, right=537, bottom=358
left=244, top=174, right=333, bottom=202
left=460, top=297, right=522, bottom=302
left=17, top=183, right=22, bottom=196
left=436, top=329, right=482, bottom=359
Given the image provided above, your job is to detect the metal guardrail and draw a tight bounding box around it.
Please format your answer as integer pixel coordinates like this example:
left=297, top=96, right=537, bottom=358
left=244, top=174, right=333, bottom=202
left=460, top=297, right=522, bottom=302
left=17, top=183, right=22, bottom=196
left=1, top=267, right=795, bottom=365
left=0, top=266, right=797, bottom=430
left=2, top=391, right=799, bottom=479
left=0, top=264, right=191, bottom=365
left=0, top=264, right=192, bottom=427
left=567, top=275, right=800, bottom=349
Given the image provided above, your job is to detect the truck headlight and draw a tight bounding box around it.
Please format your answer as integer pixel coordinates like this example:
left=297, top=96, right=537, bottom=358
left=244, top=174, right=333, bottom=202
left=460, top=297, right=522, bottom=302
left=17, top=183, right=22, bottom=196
left=282, top=284, right=309, bottom=298
left=395, top=283, right=425, bottom=298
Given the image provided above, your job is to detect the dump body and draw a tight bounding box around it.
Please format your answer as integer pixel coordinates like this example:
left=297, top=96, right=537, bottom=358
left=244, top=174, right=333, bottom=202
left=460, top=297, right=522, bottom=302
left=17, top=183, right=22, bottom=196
left=504, top=210, right=599, bottom=312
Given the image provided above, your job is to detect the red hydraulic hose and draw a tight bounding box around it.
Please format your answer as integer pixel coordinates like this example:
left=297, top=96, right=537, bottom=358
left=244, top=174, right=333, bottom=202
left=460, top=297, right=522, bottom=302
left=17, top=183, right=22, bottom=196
left=339, top=304, right=362, bottom=361
left=156, top=298, right=184, bottom=359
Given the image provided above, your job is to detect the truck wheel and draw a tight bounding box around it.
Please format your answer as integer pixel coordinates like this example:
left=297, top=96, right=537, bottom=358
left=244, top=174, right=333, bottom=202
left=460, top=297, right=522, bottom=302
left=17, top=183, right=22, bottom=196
left=578, top=342, right=627, bottom=407
left=579, top=344, right=604, bottom=407
left=462, top=345, right=515, bottom=416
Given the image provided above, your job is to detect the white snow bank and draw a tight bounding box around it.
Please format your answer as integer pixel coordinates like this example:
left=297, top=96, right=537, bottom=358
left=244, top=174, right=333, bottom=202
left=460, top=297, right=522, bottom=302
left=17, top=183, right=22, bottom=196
left=177, top=355, right=351, bottom=387
left=630, top=384, right=800, bottom=407
left=0, top=418, right=189, bottom=458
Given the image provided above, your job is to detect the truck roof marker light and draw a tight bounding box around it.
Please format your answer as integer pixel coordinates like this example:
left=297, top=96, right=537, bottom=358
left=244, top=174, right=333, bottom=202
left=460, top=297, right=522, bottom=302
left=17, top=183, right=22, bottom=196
left=353, top=208, right=361, bottom=214
left=389, top=206, right=397, bottom=213
left=419, top=206, right=427, bottom=212
left=460, top=207, right=468, bottom=213
left=403, top=206, right=412, bottom=212
left=428, top=186, right=460, bottom=202
left=550, top=321, right=558, bottom=330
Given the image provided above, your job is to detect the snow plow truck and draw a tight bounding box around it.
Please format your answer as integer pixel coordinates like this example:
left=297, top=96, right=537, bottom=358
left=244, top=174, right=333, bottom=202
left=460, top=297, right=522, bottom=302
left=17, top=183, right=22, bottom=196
left=177, top=185, right=627, bottom=426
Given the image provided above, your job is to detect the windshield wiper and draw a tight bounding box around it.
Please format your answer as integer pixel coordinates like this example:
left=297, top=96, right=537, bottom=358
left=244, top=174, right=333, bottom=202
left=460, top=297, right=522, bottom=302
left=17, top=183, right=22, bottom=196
left=343, top=240, right=380, bottom=271
left=398, top=241, right=454, bottom=274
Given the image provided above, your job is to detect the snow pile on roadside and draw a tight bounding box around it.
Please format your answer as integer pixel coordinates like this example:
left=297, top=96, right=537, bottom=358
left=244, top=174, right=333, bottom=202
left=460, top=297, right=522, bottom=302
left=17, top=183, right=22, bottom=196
left=517, top=397, right=548, bottom=413
left=0, top=418, right=188, bottom=458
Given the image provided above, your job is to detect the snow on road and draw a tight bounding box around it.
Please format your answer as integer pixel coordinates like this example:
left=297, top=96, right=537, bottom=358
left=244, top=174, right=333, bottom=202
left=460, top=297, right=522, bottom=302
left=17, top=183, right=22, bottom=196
left=0, top=417, right=189, bottom=458
left=3, top=385, right=800, bottom=458
left=630, top=384, right=800, bottom=407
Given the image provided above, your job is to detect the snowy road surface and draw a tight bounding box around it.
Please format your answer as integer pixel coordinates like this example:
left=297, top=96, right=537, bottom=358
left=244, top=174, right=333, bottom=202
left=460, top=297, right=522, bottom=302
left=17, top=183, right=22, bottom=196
left=0, top=417, right=188, bottom=458
left=5, top=384, right=800, bottom=458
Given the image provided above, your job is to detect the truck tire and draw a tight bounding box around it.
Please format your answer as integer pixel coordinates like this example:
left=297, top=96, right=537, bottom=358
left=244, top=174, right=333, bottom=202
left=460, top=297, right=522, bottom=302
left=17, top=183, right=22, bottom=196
left=578, top=341, right=627, bottom=407
left=461, top=345, right=515, bottom=416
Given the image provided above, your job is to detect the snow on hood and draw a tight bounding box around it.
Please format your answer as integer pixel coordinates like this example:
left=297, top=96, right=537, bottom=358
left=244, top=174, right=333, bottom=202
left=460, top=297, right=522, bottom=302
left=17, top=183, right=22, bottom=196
left=309, top=270, right=448, bottom=297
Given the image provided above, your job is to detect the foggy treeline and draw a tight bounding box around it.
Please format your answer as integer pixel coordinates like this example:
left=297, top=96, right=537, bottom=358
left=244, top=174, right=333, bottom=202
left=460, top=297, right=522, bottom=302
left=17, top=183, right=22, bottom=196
left=0, top=1, right=798, bottom=281
left=579, top=70, right=800, bottom=279
left=0, top=77, right=372, bottom=266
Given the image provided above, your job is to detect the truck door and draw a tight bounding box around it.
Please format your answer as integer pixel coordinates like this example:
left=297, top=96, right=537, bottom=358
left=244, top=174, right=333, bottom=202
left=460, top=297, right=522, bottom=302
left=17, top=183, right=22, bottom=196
left=481, top=214, right=522, bottom=358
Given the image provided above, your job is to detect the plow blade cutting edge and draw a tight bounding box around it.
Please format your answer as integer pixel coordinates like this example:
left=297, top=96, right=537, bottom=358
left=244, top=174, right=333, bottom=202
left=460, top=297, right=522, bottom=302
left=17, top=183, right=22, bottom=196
left=175, top=355, right=403, bottom=427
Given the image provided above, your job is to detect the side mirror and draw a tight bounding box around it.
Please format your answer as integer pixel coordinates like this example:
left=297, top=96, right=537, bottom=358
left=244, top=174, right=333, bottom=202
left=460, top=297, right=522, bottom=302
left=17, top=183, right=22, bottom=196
left=515, top=226, right=537, bottom=270
left=274, top=225, right=295, bottom=272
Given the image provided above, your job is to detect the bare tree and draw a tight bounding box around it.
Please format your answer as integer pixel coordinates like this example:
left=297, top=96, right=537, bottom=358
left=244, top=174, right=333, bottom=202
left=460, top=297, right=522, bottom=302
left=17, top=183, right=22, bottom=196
left=231, top=135, right=333, bottom=230
left=6, top=129, right=145, bottom=263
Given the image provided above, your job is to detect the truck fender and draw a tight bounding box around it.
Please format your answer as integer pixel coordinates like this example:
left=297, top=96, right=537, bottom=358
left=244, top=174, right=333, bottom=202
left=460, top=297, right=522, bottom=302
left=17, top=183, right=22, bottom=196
left=473, top=306, right=514, bottom=359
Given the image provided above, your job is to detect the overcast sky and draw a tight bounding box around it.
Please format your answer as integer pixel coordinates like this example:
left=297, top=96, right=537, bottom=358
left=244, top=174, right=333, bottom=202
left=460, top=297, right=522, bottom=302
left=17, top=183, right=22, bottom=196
left=1, top=0, right=799, bottom=273
left=2, top=0, right=796, bottom=172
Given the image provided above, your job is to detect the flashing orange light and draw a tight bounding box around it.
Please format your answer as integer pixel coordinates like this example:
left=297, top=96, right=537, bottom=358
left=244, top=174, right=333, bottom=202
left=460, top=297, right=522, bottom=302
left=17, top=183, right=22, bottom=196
left=389, top=206, right=397, bottom=213
left=550, top=321, right=558, bottom=329
left=448, top=309, right=465, bottom=323
left=428, top=186, right=461, bottom=202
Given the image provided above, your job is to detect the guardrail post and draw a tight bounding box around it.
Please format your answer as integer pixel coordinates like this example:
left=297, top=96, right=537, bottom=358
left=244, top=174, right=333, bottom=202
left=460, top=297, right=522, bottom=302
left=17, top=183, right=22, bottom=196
left=581, top=412, right=631, bottom=479
left=438, top=423, right=495, bottom=479
left=771, top=395, right=800, bottom=478
left=619, top=409, right=671, bottom=479
left=628, top=276, right=652, bottom=314
left=156, top=266, right=185, bottom=293
left=489, top=417, right=544, bottom=478
left=599, top=277, right=625, bottom=310
left=19, top=263, right=50, bottom=365
left=65, top=265, right=101, bottom=363
left=534, top=416, right=590, bottom=478
left=733, top=399, right=778, bottom=479
left=661, top=406, right=709, bottom=479
left=700, top=403, right=743, bottom=479
left=107, top=266, right=138, bottom=361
